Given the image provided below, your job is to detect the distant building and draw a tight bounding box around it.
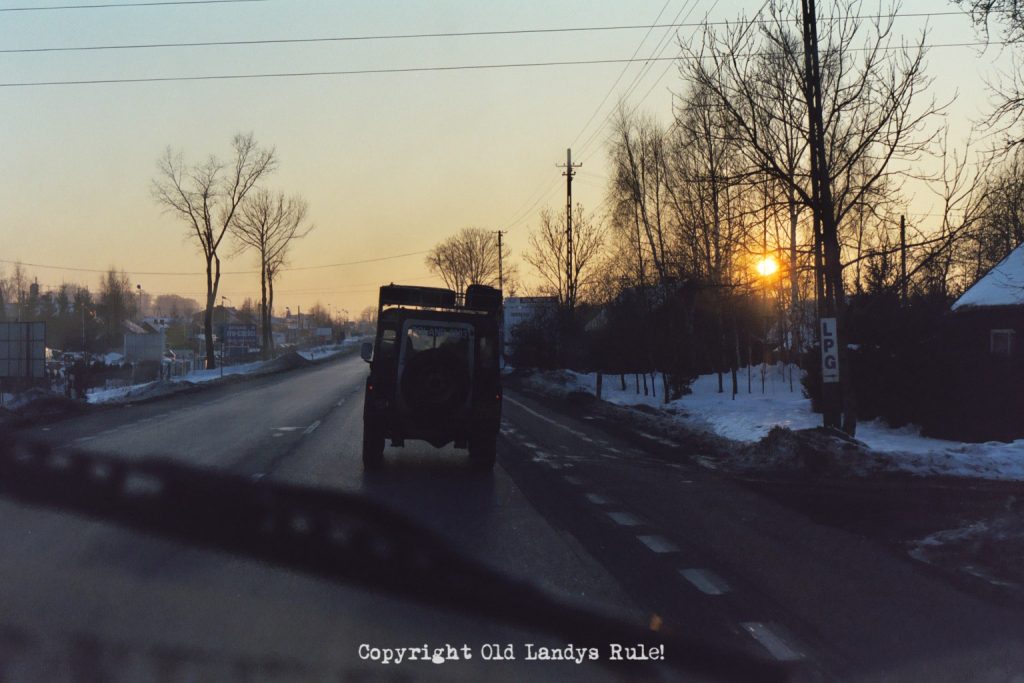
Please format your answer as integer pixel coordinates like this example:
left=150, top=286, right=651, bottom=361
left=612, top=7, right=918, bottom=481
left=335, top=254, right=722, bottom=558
left=503, top=296, right=559, bottom=359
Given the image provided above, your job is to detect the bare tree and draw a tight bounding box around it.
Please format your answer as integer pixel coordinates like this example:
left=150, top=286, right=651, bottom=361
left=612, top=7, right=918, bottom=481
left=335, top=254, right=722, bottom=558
left=153, top=294, right=200, bottom=319
left=682, top=0, right=940, bottom=301
left=956, top=0, right=1024, bottom=149
left=152, top=133, right=276, bottom=369
left=609, top=107, right=673, bottom=284
left=98, top=268, right=134, bottom=347
left=425, top=227, right=509, bottom=295
left=232, top=189, right=312, bottom=358
left=523, top=205, right=606, bottom=308
left=1, top=262, right=29, bottom=320
left=677, top=0, right=942, bottom=433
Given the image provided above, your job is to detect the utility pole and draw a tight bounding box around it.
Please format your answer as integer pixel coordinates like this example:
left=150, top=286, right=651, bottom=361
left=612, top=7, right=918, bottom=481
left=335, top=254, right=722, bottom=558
left=801, top=0, right=847, bottom=432
left=496, top=229, right=505, bottom=293
left=900, top=214, right=908, bottom=306
left=556, top=148, right=581, bottom=312
left=495, top=229, right=506, bottom=367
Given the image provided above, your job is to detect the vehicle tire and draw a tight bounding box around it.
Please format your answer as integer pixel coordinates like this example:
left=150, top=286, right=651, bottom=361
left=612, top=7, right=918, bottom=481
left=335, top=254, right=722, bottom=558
left=362, top=425, right=385, bottom=470
left=468, top=434, right=496, bottom=471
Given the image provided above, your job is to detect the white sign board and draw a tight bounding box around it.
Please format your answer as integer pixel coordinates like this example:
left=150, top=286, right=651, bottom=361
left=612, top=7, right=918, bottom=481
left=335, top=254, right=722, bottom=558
left=820, top=317, right=839, bottom=383
left=124, top=331, right=166, bottom=363
left=0, top=322, right=46, bottom=379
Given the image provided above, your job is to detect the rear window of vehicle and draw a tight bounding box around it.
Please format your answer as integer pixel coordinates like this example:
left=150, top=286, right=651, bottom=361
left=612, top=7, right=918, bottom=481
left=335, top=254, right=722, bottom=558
left=406, top=325, right=470, bottom=354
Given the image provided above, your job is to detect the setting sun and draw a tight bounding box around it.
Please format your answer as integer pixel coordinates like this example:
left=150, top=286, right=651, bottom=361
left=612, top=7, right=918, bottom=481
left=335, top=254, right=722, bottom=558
left=756, top=255, right=779, bottom=277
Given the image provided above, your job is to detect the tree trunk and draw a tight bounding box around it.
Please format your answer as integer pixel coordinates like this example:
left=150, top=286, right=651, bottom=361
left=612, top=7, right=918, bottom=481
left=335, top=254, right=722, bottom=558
left=596, top=371, right=603, bottom=400
left=620, top=373, right=626, bottom=391
left=789, top=196, right=801, bottom=362
left=267, top=273, right=276, bottom=357
left=260, top=254, right=270, bottom=360
left=731, top=321, right=740, bottom=399
left=204, top=255, right=217, bottom=370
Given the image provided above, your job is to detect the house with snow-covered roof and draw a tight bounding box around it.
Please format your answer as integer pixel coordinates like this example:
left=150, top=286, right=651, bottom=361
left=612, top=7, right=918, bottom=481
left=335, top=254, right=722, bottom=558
left=951, top=241, right=1024, bottom=357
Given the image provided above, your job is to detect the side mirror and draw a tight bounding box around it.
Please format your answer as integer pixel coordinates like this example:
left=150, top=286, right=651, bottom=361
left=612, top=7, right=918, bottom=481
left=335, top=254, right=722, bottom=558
left=360, top=341, right=373, bottom=363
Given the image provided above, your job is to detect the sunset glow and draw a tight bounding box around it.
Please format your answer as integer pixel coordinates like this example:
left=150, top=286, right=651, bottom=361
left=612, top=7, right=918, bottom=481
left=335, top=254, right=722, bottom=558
left=756, top=255, right=779, bottom=277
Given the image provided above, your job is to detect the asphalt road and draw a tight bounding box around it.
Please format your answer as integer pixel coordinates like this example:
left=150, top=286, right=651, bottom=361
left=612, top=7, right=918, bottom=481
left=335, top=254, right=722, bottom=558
left=4, top=354, right=1024, bottom=682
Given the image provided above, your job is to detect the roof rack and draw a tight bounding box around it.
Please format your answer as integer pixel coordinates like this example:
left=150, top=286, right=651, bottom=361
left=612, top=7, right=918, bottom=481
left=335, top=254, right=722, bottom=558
left=377, top=284, right=501, bottom=315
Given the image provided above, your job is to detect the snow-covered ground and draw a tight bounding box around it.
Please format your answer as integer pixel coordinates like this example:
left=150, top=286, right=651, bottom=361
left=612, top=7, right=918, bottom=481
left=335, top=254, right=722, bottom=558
left=86, top=343, right=355, bottom=405
left=527, top=365, right=1024, bottom=481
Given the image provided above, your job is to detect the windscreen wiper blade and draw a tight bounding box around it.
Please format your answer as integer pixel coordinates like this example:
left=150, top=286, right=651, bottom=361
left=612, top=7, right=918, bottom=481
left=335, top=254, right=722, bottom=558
left=0, top=436, right=791, bottom=682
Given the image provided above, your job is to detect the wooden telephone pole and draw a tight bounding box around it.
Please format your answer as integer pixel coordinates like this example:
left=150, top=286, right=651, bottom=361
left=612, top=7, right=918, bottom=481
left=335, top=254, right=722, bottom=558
left=801, top=0, right=847, bottom=432
left=556, top=148, right=581, bottom=313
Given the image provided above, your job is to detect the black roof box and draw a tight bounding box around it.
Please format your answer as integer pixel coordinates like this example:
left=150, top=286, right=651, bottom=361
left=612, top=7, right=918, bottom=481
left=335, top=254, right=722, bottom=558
left=379, top=285, right=457, bottom=309
left=465, top=284, right=502, bottom=313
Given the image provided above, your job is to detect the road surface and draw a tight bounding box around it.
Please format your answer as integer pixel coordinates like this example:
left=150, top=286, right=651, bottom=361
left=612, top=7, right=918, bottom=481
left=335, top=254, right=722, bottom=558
left=4, top=354, right=1024, bottom=681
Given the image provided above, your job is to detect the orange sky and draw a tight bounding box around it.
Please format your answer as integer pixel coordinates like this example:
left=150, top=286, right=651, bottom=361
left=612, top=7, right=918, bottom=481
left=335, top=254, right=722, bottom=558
left=0, top=0, right=1006, bottom=318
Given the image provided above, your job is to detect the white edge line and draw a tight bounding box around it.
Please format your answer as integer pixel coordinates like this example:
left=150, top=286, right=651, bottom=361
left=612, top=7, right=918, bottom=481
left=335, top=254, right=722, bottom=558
left=679, top=568, right=730, bottom=595
left=607, top=511, right=642, bottom=527
left=637, top=534, right=679, bottom=554
left=503, top=396, right=589, bottom=439
left=740, top=622, right=805, bottom=662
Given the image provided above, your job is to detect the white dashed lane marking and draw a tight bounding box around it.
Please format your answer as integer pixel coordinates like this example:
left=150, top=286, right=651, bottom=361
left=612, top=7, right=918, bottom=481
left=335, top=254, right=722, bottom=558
left=741, top=622, right=805, bottom=661
left=607, top=511, right=642, bottom=527
left=303, top=420, right=321, bottom=435
left=503, top=396, right=590, bottom=439
left=637, top=535, right=680, bottom=554
left=679, top=568, right=731, bottom=595
left=585, top=493, right=610, bottom=505
left=563, top=475, right=583, bottom=486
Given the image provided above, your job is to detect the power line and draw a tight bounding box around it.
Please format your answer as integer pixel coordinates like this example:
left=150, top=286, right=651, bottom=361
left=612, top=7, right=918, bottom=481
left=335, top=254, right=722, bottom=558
left=0, top=0, right=266, bottom=12
left=568, top=0, right=673, bottom=151
left=0, top=40, right=1001, bottom=89
left=512, top=0, right=704, bottom=231
left=498, top=2, right=675, bottom=234
left=0, top=250, right=429, bottom=276
left=0, top=11, right=986, bottom=52
left=576, top=0, right=713, bottom=162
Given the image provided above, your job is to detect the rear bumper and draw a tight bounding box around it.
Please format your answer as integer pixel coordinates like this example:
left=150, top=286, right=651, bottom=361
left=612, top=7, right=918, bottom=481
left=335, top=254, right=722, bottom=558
left=363, top=394, right=501, bottom=447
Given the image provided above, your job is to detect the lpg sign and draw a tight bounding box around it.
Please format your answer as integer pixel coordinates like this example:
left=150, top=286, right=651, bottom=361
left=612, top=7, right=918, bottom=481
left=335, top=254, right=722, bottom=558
left=820, top=318, right=839, bottom=383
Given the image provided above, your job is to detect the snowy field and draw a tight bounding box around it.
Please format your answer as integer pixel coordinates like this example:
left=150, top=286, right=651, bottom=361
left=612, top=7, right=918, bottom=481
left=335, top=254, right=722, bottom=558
left=528, top=365, right=1024, bottom=481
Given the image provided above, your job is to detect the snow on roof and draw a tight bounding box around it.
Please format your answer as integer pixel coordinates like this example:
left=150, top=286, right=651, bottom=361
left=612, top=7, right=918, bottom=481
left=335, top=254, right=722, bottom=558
left=952, top=241, right=1024, bottom=310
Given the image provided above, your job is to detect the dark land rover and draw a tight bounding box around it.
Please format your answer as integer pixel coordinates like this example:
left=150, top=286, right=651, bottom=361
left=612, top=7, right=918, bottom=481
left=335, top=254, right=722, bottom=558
left=360, top=283, right=503, bottom=470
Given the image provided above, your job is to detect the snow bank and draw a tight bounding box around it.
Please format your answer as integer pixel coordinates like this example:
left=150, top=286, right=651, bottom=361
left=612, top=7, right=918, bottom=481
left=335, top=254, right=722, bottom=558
left=87, top=380, right=191, bottom=405
left=297, top=344, right=350, bottom=361
left=86, top=344, right=357, bottom=405
left=524, top=365, right=1024, bottom=481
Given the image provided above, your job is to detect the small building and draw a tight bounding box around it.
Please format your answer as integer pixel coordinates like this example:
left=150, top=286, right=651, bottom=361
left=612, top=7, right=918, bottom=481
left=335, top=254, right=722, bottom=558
left=944, top=241, right=1024, bottom=441
left=951, top=241, right=1024, bottom=357
left=123, top=320, right=166, bottom=381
